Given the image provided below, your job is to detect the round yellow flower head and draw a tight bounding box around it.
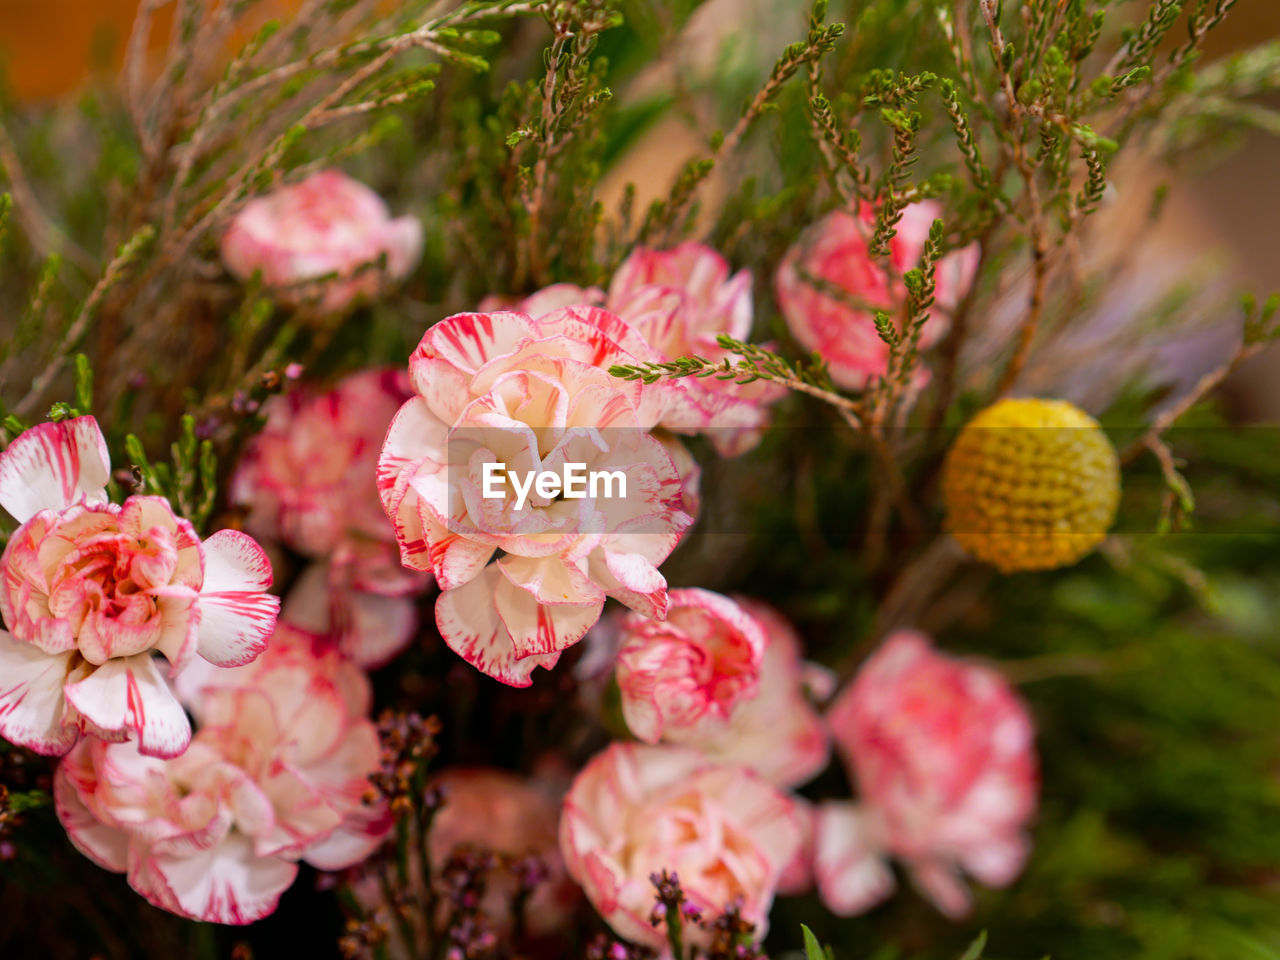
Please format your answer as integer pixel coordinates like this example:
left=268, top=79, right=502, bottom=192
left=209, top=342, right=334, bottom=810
left=942, top=397, right=1120, bottom=573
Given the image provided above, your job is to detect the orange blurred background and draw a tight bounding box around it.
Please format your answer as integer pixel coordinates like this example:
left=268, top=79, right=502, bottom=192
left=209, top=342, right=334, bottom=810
left=0, top=0, right=304, bottom=101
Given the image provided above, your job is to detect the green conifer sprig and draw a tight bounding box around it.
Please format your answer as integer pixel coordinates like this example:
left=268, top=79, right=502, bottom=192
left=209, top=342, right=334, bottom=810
left=939, top=79, right=1000, bottom=202
left=899, top=218, right=945, bottom=383
left=638, top=1, right=844, bottom=244
left=609, top=336, right=869, bottom=429
left=1115, top=0, right=1183, bottom=76
left=870, top=108, right=922, bottom=257
left=1075, top=145, right=1108, bottom=216
left=124, top=414, right=218, bottom=532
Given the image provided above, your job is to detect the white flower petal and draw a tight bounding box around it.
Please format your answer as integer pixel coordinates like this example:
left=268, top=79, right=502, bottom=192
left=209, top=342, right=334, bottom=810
left=64, top=655, right=192, bottom=759
left=0, top=416, right=110, bottom=523
left=0, top=632, right=76, bottom=755
left=195, top=530, right=279, bottom=667
left=435, top=567, right=560, bottom=686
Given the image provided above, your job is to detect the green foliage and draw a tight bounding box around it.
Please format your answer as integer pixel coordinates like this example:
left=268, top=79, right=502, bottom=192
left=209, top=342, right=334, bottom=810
left=124, top=415, right=219, bottom=532
left=802, top=923, right=836, bottom=960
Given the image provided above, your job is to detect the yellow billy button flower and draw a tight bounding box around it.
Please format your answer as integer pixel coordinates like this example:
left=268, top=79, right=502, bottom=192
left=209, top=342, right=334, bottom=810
left=942, top=397, right=1120, bottom=573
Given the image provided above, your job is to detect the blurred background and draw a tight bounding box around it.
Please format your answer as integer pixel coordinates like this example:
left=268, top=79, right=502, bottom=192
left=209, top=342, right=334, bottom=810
left=4, top=0, right=1275, bottom=408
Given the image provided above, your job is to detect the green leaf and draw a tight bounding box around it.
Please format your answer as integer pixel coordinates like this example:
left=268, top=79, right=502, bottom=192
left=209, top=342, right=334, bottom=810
left=73, top=354, right=93, bottom=415
left=958, top=931, right=988, bottom=960
left=801, top=924, right=834, bottom=960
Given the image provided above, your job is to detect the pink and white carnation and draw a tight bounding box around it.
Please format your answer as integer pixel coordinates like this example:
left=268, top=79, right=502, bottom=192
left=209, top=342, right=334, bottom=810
left=0, top=416, right=279, bottom=759
left=221, top=170, right=423, bottom=314
left=775, top=201, right=980, bottom=389
left=232, top=367, right=430, bottom=667
left=495, top=244, right=779, bottom=455
left=817, top=630, right=1038, bottom=918
left=378, top=307, right=698, bottom=686
left=614, top=588, right=765, bottom=745
left=689, top=599, right=832, bottom=789
left=55, top=624, right=389, bottom=924
left=559, top=742, right=804, bottom=951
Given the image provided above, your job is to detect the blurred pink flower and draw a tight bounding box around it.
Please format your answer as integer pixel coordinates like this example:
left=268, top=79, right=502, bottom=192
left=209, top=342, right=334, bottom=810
left=615, top=588, right=765, bottom=745
left=233, top=368, right=430, bottom=666
left=378, top=307, right=698, bottom=686
left=0, top=417, right=278, bottom=759
left=690, top=599, right=831, bottom=789
left=775, top=201, right=979, bottom=389
left=221, top=170, right=423, bottom=313
left=559, top=742, right=803, bottom=951
left=812, top=802, right=896, bottom=914
left=819, top=630, right=1038, bottom=918
left=282, top=540, right=426, bottom=669
left=428, top=767, right=577, bottom=933
left=349, top=764, right=578, bottom=957
left=232, top=367, right=412, bottom=557
left=56, top=625, right=388, bottom=924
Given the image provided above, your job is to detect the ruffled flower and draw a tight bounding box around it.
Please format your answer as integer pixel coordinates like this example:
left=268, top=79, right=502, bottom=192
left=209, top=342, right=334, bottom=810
left=377, top=307, right=698, bottom=686
left=614, top=588, right=765, bottom=745
left=559, top=742, right=803, bottom=951
left=0, top=417, right=279, bottom=758
left=817, top=630, right=1038, bottom=918
left=776, top=201, right=979, bottom=389
left=56, top=625, right=389, bottom=924
left=221, top=170, right=422, bottom=313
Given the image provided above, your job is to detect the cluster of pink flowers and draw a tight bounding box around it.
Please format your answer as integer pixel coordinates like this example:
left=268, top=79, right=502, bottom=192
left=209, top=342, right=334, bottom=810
left=0, top=417, right=279, bottom=758
left=564, top=599, right=1039, bottom=940
left=0, top=173, right=1044, bottom=943
left=0, top=413, right=388, bottom=924
left=0, top=175, right=431, bottom=925
left=561, top=591, right=831, bottom=946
